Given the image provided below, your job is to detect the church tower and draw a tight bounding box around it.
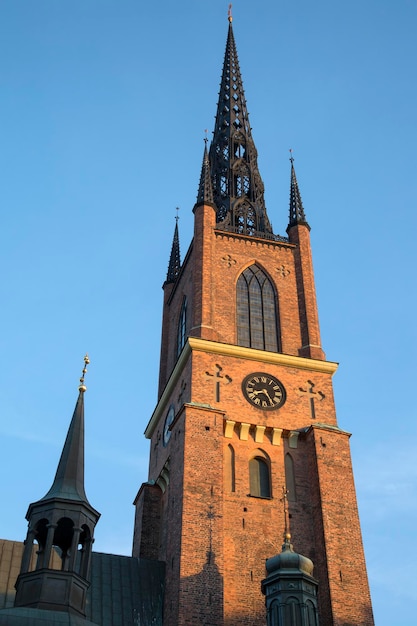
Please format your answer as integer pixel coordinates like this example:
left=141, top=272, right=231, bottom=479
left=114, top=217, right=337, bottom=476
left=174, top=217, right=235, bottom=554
left=133, top=14, right=374, bottom=626
left=7, top=356, right=101, bottom=625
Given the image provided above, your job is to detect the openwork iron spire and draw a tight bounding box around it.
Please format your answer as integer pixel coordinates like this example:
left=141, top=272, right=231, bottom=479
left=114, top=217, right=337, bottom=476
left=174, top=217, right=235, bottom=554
left=166, top=211, right=181, bottom=283
left=209, top=17, right=273, bottom=237
left=195, top=139, right=214, bottom=207
left=288, top=156, right=309, bottom=230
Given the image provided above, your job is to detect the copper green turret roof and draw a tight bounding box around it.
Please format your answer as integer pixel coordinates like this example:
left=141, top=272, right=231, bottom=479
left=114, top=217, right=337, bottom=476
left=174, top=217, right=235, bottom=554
left=208, top=17, right=272, bottom=237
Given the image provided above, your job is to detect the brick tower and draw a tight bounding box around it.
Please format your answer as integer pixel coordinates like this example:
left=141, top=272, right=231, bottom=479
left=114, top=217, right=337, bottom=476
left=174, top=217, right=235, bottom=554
left=133, top=15, right=374, bottom=626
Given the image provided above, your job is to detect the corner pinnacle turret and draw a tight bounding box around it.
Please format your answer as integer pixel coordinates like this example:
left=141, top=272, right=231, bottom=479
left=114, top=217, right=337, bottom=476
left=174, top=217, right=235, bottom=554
left=288, top=155, right=309, bottom=231
left=166, top=211, right=181, bottom=283
left=195, top=139, right=214, bottom=208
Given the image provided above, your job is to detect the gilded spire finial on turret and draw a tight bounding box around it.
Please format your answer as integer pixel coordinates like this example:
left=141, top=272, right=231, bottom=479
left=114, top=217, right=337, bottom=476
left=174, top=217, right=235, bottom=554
left=228, top=3, right=233, bottom=22
left=78, top=354, right=90, bottom=392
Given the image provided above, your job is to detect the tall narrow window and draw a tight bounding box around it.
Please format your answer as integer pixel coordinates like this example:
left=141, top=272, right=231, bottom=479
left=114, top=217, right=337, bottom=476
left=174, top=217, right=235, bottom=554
left=236, top=264, right=279, bottom=351
left=249, top=454, right=271, bottom=498
left=285, top=453, right=297, bottom=502
left=225, top=444, right=236, bottom=492
left=176, top=297, right=187, bottom=357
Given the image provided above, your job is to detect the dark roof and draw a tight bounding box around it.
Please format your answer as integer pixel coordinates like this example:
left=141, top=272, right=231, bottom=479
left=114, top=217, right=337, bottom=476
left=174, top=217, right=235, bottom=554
left=0, top=540, right=165, bottom=626
left=40, top=390, right=91, bottom=505
left=166, top=219, right=181, bottom=284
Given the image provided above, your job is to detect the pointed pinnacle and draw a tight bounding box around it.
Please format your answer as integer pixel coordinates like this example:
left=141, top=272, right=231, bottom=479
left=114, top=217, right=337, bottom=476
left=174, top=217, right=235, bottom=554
left=195, top=141, right=214, bottom=207
left=41, top=389, right=89, bottom=503
left=166, top=215, right=181, bottom=283
left=288, top=156, right=309, bottom=230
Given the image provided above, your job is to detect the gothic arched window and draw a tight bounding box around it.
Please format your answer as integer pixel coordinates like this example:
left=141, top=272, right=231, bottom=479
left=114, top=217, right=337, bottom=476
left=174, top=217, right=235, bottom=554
left=249, top=454, right=271, bottom=498
left=176, top=297, right=187, bottom=357
left=236, top=264, right=279, bottom=351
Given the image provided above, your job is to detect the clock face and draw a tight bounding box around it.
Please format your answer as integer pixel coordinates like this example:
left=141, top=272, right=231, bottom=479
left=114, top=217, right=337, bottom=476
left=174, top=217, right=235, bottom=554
left=242, top=373, right=286, bottom=410
left=163, top=405, right=175, bottom=446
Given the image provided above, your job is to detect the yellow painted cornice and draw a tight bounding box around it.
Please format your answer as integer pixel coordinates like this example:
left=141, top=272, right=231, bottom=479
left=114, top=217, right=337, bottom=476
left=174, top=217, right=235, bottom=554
left=144, top=338, right=338, bottom=439
left=188, top=337, right=338, bottom=374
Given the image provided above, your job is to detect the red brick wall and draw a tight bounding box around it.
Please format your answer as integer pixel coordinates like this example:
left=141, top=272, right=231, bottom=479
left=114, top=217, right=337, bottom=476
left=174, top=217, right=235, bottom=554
left=135, top=202, right=374, bottom=625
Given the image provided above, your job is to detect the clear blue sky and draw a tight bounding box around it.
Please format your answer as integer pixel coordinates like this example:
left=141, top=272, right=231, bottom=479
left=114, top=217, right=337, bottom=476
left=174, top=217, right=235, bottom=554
left=0, top=2, right=416, bottom=624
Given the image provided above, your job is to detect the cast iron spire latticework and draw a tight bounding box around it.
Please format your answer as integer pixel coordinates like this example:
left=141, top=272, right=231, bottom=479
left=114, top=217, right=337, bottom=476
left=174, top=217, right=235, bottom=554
left=288, top=156, right=310, bottom=230
left=195, top=140, right=214, bottom=207
left=166, top=212, right=181, bottom=283
left=209, top=16, right=273, bottom=238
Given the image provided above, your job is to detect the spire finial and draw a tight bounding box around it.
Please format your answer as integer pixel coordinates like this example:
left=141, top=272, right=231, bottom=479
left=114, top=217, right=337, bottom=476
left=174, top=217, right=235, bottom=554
left=228, top=3, right=233, bottom=22
left=175, top=206, right=180, bottom=224
left=289, top=147, right=294, bottom=165
left=78, top=354, right=90, bottom=392
left=204, top=129, right=208, bottom=145
left=281, top=486, right=292, bottom=547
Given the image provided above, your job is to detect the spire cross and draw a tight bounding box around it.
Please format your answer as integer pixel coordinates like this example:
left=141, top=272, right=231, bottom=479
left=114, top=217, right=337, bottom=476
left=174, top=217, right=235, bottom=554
left=78, top=354, right=90, bottom=392
left=297, top=380, right=325, bottom=420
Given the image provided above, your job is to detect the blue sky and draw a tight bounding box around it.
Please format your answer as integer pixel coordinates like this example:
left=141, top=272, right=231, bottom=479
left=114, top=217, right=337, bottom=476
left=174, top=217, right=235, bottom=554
left=0, top=1, right=416, bottom=624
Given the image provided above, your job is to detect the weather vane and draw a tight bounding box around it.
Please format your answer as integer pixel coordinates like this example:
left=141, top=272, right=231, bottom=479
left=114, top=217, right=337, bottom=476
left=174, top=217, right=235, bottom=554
left=78, top=354, right=90, bottom=392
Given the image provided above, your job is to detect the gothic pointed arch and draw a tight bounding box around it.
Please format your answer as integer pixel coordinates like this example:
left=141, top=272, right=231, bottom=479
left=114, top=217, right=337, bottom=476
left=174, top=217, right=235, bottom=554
left=236, top=263, right=280, bottom=351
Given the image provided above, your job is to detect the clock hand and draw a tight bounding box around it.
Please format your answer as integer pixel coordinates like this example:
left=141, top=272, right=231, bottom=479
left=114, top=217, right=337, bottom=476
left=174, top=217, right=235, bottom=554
left=262, top=389, right=274, bottom=404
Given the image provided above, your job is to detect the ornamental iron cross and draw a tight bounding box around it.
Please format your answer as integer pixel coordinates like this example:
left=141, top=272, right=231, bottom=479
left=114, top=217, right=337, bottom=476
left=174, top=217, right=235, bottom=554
left=205, top=364, right=232, bottom=402
left=297, top=380, right=325, bottom=420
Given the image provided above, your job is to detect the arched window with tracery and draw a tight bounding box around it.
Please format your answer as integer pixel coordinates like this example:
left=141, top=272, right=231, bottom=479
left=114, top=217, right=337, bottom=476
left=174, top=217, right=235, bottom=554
left=176, top=297, right=187, bottom=357
left=236, top=264, right=279, bottom=351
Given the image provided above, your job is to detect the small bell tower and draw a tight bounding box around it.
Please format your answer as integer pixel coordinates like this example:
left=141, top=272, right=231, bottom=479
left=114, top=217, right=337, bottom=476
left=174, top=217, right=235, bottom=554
left=14, top=356, right=100, bottom=618
left=262, top=489, right=319, bottom=625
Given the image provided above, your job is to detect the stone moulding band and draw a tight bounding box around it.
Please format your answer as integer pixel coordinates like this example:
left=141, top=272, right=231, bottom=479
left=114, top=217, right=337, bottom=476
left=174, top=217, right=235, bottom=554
left=144, top=337, right=338, bottom=439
